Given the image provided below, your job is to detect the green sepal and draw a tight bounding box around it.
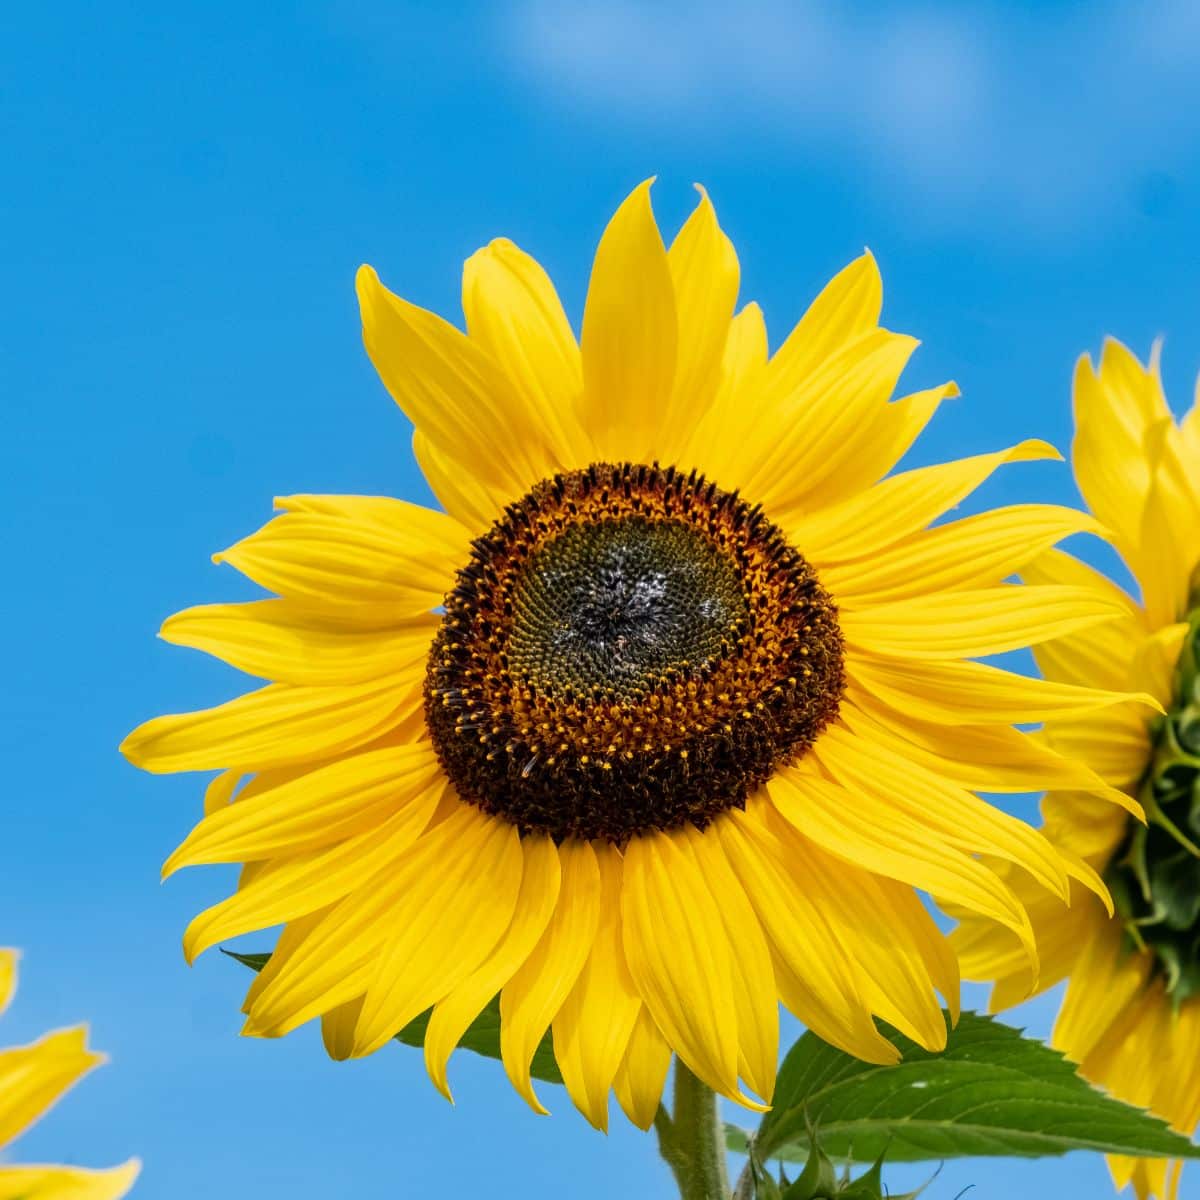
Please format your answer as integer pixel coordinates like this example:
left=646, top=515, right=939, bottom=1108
left=781, top=1131, right=839, bottom=1199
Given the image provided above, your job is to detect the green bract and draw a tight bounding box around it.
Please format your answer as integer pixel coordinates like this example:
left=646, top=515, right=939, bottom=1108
left=1107, top=603, right=1200, bottom=1004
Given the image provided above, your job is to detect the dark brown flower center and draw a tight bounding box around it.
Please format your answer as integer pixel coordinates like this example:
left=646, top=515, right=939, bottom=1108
left=424, top=463, right=844, bottom=842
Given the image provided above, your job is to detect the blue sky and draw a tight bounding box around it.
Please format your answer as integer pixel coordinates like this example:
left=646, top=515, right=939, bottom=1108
left=3, top=2, right=1200, bottom=1197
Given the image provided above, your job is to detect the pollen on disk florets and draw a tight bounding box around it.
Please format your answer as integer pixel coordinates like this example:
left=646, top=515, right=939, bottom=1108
left=424, top=463, right=845, bottom=843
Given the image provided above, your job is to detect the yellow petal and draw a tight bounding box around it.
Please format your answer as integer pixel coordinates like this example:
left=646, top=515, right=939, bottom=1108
left=121, top=678, right=409, bottom=774
left=412, top=429, right=501, bottom=535
left=842, top=584, right=1126, bottom=660
left=766, top=251, right=882, bottom=403
left=845, top=656, right=1158, bottom=726
left=500, top=839, right=601, bottom=1114
left=719, top=807, right=899, bottom=1065
left=213, top=507, right=460, bottom=621
left=762, top=806, right=948, bottom=1051
left=683, top=301, right=768, bottom=486
left=424, top=834, right=562, bottom=1100
left=164, top=743, right=441, bottom=876
left=678, top=824, right=778, bottom=1103
left=1071, top=344, right=1159, bottom=564
left=768, top=768, right=1035, bottom=969
left=0, top=1027, right=104, bottom=1148
left=789, top=380, right=957, bottom=515
left=580, top=179, right=677, bottom=462
left=552, top=844, right=641, bottom=1130
left=0, top=950, right=17, bottom=1017
left=841, top=695, right=1131, bottom=810
left=321, top=996, right=364, bottom=1062
left=0, top=1160, right=140, bottom=1200
left=181, top=784, right=441, bottom=963
left=793, top=440, right=1061, bottom=564
left=1131, top=418, right=1199, bottom=629
left=745, top=331, right=919, bottom=514
left=621, top=830, right=747, bottom=1100
left=1021, top=547, right=1147, bottom=694
left=244, top=800, right=485, bottom=1037
left=462, top=237, right=590, bottom=469
left=352, top=809, right=523, bottom=1057
left=357, top=264, right=544, bottom=505
left=1053, top=919, right=1152, bottom=1064
left=241, top=906, right=331, bottom=1015
left=1045, top=716, right=1152, bottom=791
left=658, top=185, right=739, bottom=463
left=203, top=770, right=242, bottom=815
left=816, top=724, right=1089, bottom=907
left=613, top=1007, right=672, bottom=1131
left=161, top=600, right=437, bottom=685
left=823, top=505, right=1105, bottom=607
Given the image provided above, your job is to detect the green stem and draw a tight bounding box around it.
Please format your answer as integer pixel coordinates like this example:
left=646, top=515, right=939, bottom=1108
left=654, top=1063, right=732, bottom=1200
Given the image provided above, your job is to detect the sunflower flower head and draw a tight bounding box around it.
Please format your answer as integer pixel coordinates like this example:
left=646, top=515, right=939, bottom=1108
left=953, top=339, right=1200, bottom=1200
left=0, top=949, right=141, bottom=1199
left=123, top=181, right=1146, bottom=1132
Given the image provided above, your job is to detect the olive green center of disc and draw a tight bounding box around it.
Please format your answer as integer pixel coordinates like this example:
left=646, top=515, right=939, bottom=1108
left=509, top=517, right=748, bottom=700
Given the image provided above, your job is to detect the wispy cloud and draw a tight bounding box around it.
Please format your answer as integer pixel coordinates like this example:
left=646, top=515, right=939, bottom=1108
left=502, top=0, right=1200, bottom=234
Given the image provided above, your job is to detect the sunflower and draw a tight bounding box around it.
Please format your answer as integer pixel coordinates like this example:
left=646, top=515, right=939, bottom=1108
left=0, top=949, right=140, bottom=1200
left=122, top=181, right=1147, bottom=1131
left=953, top=340, right=1200, bottom=1200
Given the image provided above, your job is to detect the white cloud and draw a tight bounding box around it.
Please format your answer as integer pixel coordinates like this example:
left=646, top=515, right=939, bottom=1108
left=502, top=0, right=1200, bottom=234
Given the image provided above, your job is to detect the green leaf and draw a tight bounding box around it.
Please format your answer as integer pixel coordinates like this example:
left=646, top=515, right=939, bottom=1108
left=223, top=948, right=562, bottom=1084
left=729, top=1011, right=1200, bottom=1165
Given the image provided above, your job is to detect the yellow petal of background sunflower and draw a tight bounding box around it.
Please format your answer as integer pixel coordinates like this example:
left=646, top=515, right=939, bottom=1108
left=0, top=1160, right=140, bottom=1200
left=1071, top=342, right=1163, bottom=563
left=0, top=1027, right=104, bottom=1149
left=552, top=844, right=641, bottom=1131
left=0, top=950, right=16, bottom=1017
left=1053, top=920, right=1153, bottom=1064
left=500, top=839, right=601, bottom=1115
left=580, top=179, right=677, bottom=463
left=1130, top=417, right=1200, bottom=629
